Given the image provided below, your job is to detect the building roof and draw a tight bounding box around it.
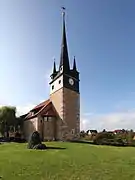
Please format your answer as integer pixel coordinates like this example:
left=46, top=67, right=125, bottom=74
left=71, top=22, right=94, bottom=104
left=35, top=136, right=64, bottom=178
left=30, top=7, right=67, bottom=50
left=31, top=99, right=50, bottom=110
left=24, top=99, right=56, bottom=120
left=59, top=10, right=70, bottom=72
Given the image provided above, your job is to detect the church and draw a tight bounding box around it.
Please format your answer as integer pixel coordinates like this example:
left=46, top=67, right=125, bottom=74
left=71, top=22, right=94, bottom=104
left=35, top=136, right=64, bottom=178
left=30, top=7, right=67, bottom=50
left=22, top=10, right=80, bottom=141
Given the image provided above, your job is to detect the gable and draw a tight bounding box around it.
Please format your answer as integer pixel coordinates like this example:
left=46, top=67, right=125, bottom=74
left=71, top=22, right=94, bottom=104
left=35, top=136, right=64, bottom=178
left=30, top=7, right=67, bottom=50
left=24, top=99, right=56, bottom=120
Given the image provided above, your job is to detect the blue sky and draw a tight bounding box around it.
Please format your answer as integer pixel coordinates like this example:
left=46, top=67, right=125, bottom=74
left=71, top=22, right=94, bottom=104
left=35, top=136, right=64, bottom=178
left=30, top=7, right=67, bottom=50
left=1, top=0, right=135, bottom=130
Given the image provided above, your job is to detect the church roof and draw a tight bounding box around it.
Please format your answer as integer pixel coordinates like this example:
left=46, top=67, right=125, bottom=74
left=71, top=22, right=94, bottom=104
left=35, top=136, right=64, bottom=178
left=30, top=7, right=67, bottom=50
left=32, top=99, right=50, bottom=110
left=59, top=10, right=70, bottom=72
left=24, top=99, right=56, bottom=120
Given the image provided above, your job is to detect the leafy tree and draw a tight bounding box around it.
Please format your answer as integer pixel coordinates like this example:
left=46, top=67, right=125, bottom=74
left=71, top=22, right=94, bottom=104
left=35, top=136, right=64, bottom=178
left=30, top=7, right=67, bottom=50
left=0, top=106, right=16, bottom=137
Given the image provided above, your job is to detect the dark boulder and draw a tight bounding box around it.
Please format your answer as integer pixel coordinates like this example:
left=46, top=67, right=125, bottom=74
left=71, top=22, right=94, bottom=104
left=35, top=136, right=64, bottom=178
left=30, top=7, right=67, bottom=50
left=33, top=143, right=46, bottom=150
left=27, top=131, right=46, bottom=150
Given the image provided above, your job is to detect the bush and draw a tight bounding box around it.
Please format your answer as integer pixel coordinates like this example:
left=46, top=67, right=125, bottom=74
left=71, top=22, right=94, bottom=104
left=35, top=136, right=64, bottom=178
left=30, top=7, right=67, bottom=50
left=14, top=132, right=21, bottom=138
left=14, top=138, right=26, bottom=143
left=27, top=131, right=45, bottom=150
left=93, top=132, right=126, bottom=146
left=9, top=137, right=14, bottom=142
left=93, top=132, right=115, bottom=144
left=33, top=144, right=46, bottom=150
left=14, top=132, right=24, bottom=143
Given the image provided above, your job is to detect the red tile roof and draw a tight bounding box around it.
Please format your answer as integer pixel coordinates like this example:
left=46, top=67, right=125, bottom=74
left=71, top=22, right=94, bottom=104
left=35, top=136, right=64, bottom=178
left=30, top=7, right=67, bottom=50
left=32, top=99, right=50, bottom=110
left=24, top=99, right=56, bottom=120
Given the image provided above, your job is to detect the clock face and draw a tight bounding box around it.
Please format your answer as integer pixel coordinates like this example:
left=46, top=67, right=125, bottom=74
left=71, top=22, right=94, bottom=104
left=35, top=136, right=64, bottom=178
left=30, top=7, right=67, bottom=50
left=69, top=78, right=74, bottom=85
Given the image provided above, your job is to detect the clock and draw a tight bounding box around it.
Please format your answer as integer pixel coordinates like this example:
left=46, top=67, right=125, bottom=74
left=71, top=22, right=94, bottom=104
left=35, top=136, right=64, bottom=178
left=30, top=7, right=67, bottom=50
left=69, top=78, right=74, bottom=85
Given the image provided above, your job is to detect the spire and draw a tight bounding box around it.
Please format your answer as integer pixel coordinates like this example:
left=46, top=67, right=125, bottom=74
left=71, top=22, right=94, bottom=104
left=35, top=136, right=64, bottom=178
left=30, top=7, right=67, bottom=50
left=59, top=7, right=70, bottom=72
left=50, top=58, right=57, bottom=79
left=53, top=59, right=56, bottom=74
left=73, top=56, right=77, bottom=71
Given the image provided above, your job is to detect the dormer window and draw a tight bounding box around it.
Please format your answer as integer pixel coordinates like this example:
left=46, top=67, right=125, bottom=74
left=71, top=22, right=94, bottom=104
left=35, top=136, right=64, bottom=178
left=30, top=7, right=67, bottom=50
left=59, top=80, right=61, bottom=84
left=52, top=85, right=54, bottom=90
left=30, top=111, right=34, bottom=116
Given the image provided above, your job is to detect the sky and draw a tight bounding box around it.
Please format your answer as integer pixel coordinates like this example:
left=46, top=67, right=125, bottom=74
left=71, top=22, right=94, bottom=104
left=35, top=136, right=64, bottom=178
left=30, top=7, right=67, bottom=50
left=1, top=0, right=135, bottom=131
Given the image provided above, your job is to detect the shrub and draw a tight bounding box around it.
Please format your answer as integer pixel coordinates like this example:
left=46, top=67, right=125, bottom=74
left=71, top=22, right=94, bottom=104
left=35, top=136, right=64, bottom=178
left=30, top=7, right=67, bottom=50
left=14, top=132, right=21, bottom=138
left=14, top=132, right=22, bottom=143
left=93, top=132, right=115, bottom=144
left=93, top=132, right=126, bottom=146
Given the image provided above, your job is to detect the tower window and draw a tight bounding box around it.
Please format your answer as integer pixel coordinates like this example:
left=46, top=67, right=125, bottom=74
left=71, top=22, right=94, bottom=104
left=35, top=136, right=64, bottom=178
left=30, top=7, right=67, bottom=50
left=59, top=80, right=61, bottom=84
left=52, top=85, right=54, bottom=90
left=60, top=66, right=63, bottom=73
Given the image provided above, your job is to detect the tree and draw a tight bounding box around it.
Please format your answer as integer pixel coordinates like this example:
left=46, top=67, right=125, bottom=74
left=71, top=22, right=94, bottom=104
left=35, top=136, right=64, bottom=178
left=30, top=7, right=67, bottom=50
left=0, top=106, right=16, bottom=137
left=80, top=130, right=86, bottom=138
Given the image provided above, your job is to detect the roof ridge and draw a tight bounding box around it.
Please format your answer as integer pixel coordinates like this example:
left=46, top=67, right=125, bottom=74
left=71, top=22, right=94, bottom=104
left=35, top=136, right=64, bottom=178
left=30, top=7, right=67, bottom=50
left=32, top=99, right=50, bottom=110
left=24, top=99, right=51, bottom=119
left=36, top=100, right=51, bottom=116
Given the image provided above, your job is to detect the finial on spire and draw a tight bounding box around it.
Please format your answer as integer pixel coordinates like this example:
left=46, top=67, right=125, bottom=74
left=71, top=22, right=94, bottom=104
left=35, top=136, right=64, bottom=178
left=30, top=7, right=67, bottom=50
left=61, top=7, right=66, bottom=14
left=61, top=7, right=66, bottom=22
left=59, top=6, right=70, bottom=72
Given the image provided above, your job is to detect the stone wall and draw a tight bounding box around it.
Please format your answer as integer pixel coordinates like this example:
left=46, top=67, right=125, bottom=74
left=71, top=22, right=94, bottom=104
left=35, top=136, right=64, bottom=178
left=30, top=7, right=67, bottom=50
left=43, top=117, right=56, bottom=140
left=63, top=88, right=80, bottom=139
left=23, top=117, right=38, bottom=140
left=50, top=87, right=80, bottom=140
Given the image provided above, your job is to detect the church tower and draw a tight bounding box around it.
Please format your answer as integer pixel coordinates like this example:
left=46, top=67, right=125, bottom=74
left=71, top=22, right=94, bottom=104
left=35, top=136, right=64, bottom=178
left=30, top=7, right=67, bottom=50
left=50, top=9, right=80, bottom=140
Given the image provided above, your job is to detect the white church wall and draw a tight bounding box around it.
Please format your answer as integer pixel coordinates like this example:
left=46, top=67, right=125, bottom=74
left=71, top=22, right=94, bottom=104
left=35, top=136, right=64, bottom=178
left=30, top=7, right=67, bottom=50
left=50, top=76, right=63, bottom=95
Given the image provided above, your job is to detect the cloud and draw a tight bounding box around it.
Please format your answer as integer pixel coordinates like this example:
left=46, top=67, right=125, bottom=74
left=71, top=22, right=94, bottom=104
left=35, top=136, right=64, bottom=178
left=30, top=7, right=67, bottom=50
left=44, top=69, right=52, bottom=87
left=16, top=104, right=35, bottom=117
left=81, top=110, right=135, bottom=131
left=0, top=103, right=34, bottom=117
left=16, top=98, right=47, bottom=117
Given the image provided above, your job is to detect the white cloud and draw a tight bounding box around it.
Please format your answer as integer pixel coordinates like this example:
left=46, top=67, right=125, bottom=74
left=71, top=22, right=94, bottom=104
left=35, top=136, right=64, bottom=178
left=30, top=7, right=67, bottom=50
left=0, top=100, right=45, bottom=117
left=44, top=70, right=52, bottom=87
left=81, top=110, right=135, bottom=131
left=16, top=104, right=35, bottom=117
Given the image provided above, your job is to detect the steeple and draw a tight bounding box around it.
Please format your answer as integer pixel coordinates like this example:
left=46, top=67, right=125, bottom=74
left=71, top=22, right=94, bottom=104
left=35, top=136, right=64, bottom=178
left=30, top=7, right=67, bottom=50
left=53, top=60, right=56, bottom=74
left=50, top=59, right=57, bottom=80
left=59, top=8, right=70, bottom=72
left=73, top=56, right=77, bottom=71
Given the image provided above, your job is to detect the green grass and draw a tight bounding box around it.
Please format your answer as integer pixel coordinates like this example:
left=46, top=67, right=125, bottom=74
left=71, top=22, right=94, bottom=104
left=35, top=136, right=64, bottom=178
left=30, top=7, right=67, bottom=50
left=0, top=142, right=135, bottom=180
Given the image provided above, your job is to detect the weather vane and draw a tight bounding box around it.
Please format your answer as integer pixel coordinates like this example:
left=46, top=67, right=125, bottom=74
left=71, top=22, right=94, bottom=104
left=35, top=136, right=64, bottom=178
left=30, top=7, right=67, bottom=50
left=61, top=7, right=66, bottom=17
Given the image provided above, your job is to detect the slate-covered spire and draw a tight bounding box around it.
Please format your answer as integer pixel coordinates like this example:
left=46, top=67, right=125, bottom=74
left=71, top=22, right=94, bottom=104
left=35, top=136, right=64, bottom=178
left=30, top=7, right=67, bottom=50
left=73, top=56, right=77, bottom=71
left=53, top=60, right=56, bottom=74
left=59, top=8, right=70, bottom=72
left=50, top=59, right=57, bottom=79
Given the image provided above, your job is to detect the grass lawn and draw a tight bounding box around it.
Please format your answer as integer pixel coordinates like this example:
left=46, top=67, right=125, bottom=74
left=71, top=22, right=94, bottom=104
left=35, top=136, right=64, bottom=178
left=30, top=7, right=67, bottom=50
left=0, top=142, right=135, bottom=180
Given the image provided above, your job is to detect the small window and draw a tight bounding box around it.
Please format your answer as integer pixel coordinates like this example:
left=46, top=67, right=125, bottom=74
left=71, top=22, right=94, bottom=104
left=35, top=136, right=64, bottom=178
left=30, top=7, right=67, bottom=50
left=44, top=117, right=49, bottom=121
left=59, top=80, right=61, bottom=84
left=44, top=117, right=48, bottom=121
left=52, top=85, right=54, bottom=90
left=60, top=66, right=63, bottom=72
left=48, top=117, right=52, bottom=121
left=71, top=129, right=75, bottom=135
